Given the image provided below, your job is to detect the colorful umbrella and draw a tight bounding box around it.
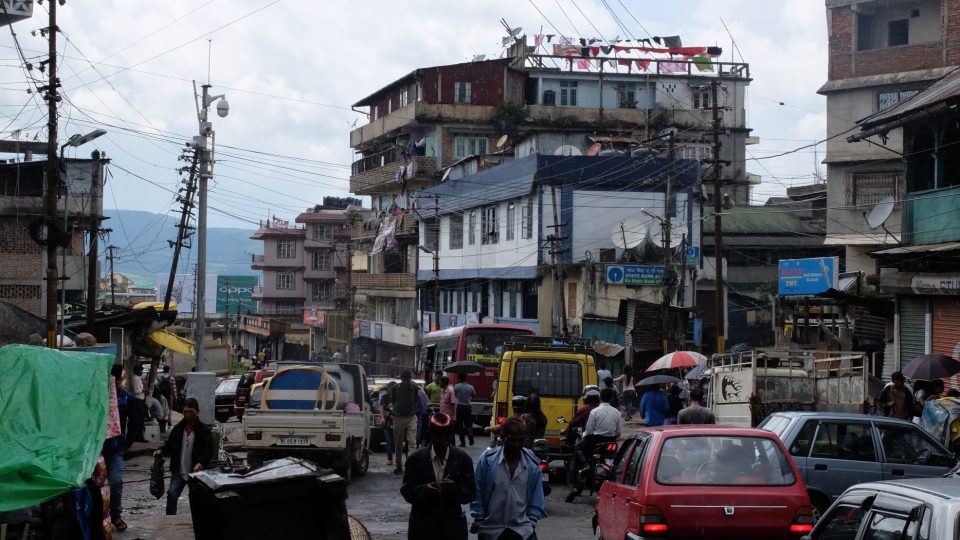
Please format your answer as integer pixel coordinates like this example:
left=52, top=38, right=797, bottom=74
left=646, top=351, right=708, bottom=372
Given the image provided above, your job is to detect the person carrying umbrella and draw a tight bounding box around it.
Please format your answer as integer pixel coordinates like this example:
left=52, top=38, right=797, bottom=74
left=876, top=371, right=918, bottom=421
left=639, top=384, right=670, bottom=427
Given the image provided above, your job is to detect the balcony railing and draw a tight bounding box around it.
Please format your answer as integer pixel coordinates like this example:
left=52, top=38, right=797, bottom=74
left=351, top=213, right=418, bottom=241
left=349, top=155, right=438, bottom=195
left=352, top=272, right=416, bottom=290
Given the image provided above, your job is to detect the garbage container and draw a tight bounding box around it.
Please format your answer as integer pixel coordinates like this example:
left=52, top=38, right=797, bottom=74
left=188, top=458, right=350, bottom=540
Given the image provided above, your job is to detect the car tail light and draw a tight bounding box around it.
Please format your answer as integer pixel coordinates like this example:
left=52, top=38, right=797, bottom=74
left=790, top=505, right=816, bottom=535
left=605, top=442, right=618, bottom=452
left=637, top=505, right=668, bottom=535
left=247, top=431, right=262, bottom=440
left=496, top=403, right=507, bottom=424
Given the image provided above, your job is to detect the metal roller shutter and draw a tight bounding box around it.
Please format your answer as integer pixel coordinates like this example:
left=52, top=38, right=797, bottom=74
left=898, top=296, right=928, bottom=373
left=931, top=298, right=960, bottom=389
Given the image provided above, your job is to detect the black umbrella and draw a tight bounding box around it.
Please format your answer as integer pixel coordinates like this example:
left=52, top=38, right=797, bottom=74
left=684, top=362, right=709, bottom=381
left=443, top=360, right=484, bottom=375
left=637, top=374, right=681, bottom=387
left=902, top=354, right=960, bottom=381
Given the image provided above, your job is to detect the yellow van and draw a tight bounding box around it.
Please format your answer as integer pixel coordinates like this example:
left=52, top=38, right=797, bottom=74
left=492, top=338, right=597, bottom=458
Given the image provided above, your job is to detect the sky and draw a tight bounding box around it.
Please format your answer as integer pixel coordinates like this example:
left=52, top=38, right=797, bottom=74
left=0, top=1, right=829, bottom=237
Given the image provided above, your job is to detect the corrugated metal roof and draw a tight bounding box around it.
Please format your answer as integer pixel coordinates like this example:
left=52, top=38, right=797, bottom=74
left=871, top=241, right=960, bottom=255
left=703, top=207, right=824, bottom=236
left=857, top=67, right=960, bottom=130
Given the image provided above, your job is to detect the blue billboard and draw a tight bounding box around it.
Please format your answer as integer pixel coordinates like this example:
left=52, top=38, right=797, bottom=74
left=778, top=257, right=839, bottom=296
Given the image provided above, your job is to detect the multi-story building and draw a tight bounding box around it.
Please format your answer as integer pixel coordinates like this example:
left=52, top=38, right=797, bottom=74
left=348, top=38, right=753, bottom=367
left=248, top=202, right=351, bottom=359
left=819, top=0, right=960, bottom=273
left=0, top=156, right=108, bottom=315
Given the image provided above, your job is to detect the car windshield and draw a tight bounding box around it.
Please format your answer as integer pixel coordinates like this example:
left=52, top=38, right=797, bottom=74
left=656, top=435, right=796, bottom=486
left=465, top=330, right=530, bottom=362
left=217, top=378, right=240, bottom=394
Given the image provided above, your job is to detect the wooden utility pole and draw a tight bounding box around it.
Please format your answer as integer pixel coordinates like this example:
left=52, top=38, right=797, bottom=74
left=163, top=151, right=199, bottom=310
left=432, top=194, right=440, bottom=331
left=43, top=1, right=59, bottom=347
left=711, top=79, right=726, bottom=354
left=548, top=185, right=568, bottom=338
left=86, top=157, right=103, bottom=329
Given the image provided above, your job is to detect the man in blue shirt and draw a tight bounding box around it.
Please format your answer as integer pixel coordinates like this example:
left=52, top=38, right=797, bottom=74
left=639, top=384, right=670, bottom=427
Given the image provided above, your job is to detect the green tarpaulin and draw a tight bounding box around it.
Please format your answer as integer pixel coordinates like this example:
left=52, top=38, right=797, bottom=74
left=0, top=344, right=114, bottom=511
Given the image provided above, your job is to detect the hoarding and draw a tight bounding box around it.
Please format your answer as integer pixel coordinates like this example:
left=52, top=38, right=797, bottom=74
left=216, top=276, right=258, bottom=313
left=777, top=257, right=839, bottom=296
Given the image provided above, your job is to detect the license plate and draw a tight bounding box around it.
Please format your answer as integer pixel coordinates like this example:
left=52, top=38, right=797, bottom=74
left=278, top=437, right=309, bottom=446
left=216, top=407, right=229, bottom=413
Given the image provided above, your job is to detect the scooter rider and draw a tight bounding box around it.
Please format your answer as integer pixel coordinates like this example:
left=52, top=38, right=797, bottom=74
left=566, top=388, right=620, bottom=502
left=563, top=387, right=601, bottom=449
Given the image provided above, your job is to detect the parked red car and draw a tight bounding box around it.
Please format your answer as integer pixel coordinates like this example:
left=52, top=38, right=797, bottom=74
left=593, top=425, right=815, bottom=540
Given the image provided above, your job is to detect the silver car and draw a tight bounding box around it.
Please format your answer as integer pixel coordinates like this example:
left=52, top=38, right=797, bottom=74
left=805, top=478, right=960, bottom=540
left=759, top=411, right=957, bottom=515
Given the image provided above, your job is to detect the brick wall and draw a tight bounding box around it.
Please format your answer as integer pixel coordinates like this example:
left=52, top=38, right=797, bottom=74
left=0, top=219, right=43, bottom=255
left=0, top=285, right=40, bottom=313
left=829, top=3, right=960, bottom=81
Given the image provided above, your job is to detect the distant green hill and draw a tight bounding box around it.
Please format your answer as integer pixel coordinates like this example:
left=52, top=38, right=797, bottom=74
left=103, top=209, right=259, bottom=284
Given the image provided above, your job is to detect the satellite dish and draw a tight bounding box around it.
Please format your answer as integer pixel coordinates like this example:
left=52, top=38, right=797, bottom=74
left=496, top=134, right=509, bottom=149
left=554, top=144, right=582, bottom=156
left=866, top=196, right=895, bottom=229
left=669, top=226, right=685, bottom=248
left=611, top=219, right=647, bottom=250
left=472, top=54, right=487, bottom=62
left=586, top=142, right=602, bottom=156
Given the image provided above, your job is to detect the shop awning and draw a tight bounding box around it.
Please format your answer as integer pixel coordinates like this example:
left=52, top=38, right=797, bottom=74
left=146, top=329, right=194, bottom=356
left=872, top=241, right=960, bottom=255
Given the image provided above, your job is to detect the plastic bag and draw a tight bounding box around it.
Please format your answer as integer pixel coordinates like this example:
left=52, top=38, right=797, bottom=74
left=150, top=456, right=165, bottom=499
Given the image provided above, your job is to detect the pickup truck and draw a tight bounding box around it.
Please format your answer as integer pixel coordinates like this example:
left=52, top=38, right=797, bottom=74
left=241, top=362, right=371, bottom=483
left=706, top=348, right=873, bottom=427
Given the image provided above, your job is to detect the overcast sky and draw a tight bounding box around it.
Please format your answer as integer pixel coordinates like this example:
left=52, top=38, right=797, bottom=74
left=1, top=1, right=830, bottom=236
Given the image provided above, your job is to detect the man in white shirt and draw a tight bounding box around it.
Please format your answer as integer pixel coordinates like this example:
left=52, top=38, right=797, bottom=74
left=567, top=388, right=621, bottom=502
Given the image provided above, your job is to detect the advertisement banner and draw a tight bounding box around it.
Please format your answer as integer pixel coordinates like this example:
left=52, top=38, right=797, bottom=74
left=605, top=264, right=666, bottom=286
left=216, top=276, right=258, bottom=314
left=777, top=257, right=839, bottom=296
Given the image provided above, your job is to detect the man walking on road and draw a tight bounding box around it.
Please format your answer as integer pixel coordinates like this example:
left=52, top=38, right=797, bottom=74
left=876, top=371, right=918, bottom=421
left=400, top=413, right=476, bottom=540
left=471, top=416, right=546, bottom=540
left=426, top=371, right=443, bottom=406
left=391, top=370, right=420, bottom=475
left=639, top=384, right=670, bottom=427
left=677, top=389, right=716, bottom=424
left=454, top=373, right=476, bottom=446
left=153, top=398, right=213, bottom=515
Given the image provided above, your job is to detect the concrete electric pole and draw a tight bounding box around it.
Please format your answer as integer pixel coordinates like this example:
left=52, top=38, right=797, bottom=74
left=43, top=0, right=59, bottom=347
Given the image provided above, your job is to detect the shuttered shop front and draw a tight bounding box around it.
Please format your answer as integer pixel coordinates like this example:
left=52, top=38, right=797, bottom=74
left=898, top=296, right=928, bottom=371
left=932, top=298, right=960, bottom=388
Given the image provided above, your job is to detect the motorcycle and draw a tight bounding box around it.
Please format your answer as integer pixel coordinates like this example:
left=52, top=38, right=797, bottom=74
left=532, top=438, right=552, bottom=497
left=563, top=426, right=618, bottom=502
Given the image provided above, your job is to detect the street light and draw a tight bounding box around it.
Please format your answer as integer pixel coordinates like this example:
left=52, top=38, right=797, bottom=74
left=55, top=129, right=106, bottom=348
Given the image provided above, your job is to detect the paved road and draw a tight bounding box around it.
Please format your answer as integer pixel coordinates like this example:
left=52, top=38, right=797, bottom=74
left=118, top=419, right=597, bottom=539
left=351, top=443, right=596, bottom=540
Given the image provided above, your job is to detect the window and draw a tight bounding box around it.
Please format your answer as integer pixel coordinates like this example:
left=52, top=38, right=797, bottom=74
left=481, top=205, right=499, bottom=245
left=877, top=424, right=955, bottom=466
left=399, top=87, right=409, bottom=108
left=449, top=213, right=463, bottom=250
left=512, top=359, right=583, bottom=397
left=372, top=105, right=378, bottom=121
left=312, top=251, right=331, bottom=271
left=311, top=281, right=333, bottom=302
left=848, top=173, right=903, bottom=206
left=276, top=272, right=295, bottom=290
left=387, top=98, right=392, bottom=114
left=611, top=440, right=635, bottom=484
left=276, top=239, right=295, bottom=259
left=857, top=14, right=875, bottom=50
left=863, top=511, right=917, bottom=540
left=559, top=81, right=578, bottom=106
left=878, top=90, right=919, bottom=111
left=789, top=420, right=816, bottom=457
left=312, top=224, right=333, bottom=241
left=468, top=211, right=477, bottom=245
left=811, top=422, right=876, bottom=462
left=454, top=135, right=488, bottom=159
left=275, top=302, right=299, bottom=314
left=454, top=81, right=472, bottom=104
left=522, top=199, right=533, bottom=239
left=623, top=437, right=649, bottom=486
left=888, top=19, right=908, bottom=47
left=506, top=202, right=516, bottom=241
left=424, top=219, right=439, bottom=252
left=692, top=89, right=711, bottom=110
left=416, top=83, right=423, bottom=102
left=816, top=503, right=868, bottom=540
left=617, top=83, right=636, bottom=108
left=656, top=436, right=796, bottom=485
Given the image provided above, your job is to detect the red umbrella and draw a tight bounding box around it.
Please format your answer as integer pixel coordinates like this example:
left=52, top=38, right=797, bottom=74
left=646, top=351, right=708, bottom=372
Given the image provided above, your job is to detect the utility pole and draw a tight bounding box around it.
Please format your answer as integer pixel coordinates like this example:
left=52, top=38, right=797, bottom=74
left=192, top=82, right=229, bottom=371
left=86, top=157, right=104, bottom=329
left=345, top=241, right=354, bottom=361
left=106, top=245, right=117, bottom=305
left=163, top=151, right=199, bottom=310
left=433, top=194, right=440, bottom=332
left=548, top=185, right=568, bottom=339
left=662, top=133, right=674, bottom=355
left=43, top=0, right=59, bottom=347
left=711, top=79, right=726, bottom=354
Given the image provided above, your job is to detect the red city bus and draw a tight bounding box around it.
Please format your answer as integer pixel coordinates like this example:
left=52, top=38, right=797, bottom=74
left=418, top=324, right=536, bottom=427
